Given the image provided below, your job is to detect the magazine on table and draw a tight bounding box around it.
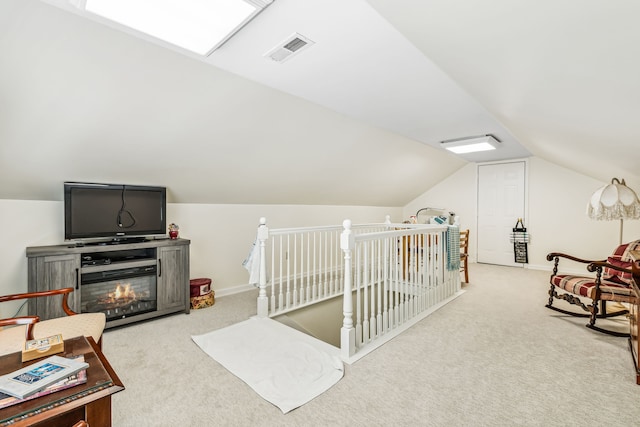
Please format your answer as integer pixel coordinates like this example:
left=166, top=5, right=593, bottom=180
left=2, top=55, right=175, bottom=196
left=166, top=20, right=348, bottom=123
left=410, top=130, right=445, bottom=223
left=0, top=355, right=89, bottom=399
left=0, top=356, right=87, bottom=409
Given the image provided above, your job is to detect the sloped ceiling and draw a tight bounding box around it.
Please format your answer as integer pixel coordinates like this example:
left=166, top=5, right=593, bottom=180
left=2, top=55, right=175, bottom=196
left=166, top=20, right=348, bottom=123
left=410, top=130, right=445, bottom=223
left=2, top=0, right=636, bottom=205
left=368, top=0, right=640, bottom=186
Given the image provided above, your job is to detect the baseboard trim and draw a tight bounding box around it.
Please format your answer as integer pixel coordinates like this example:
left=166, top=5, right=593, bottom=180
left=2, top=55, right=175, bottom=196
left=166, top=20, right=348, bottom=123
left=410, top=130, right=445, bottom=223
left=525, top=263, right=590, bottom=276
left=215, top=284, right=256, bottom=298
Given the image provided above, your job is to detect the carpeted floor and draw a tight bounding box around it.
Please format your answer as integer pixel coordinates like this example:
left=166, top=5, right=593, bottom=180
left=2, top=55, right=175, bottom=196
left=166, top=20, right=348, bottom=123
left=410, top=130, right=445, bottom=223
left=102, top=263, right=640, bottom=426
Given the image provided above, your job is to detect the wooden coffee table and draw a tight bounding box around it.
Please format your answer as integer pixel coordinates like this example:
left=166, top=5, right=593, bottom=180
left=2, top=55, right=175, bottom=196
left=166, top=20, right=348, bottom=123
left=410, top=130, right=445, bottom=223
left=0, top=335, right=124, bottom=427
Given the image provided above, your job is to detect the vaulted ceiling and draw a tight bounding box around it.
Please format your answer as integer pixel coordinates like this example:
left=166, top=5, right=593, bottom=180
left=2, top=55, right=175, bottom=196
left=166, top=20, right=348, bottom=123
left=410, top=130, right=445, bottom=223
left=1, top=0, right=638, bottom=205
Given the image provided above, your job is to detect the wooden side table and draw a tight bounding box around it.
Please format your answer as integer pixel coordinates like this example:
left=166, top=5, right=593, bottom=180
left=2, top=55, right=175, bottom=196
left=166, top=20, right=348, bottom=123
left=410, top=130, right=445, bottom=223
left=628, top=251, right=640, bottom=384
left=0, top=335, right=124, bottom=426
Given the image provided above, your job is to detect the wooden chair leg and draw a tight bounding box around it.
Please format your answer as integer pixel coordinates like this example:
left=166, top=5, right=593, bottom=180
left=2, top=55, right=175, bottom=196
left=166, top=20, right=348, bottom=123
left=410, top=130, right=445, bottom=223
left=586, top=300, right=630, bottom=337
left=589, top=298, right=599, bottom=328
left=464, top=257, right=469, bottom=283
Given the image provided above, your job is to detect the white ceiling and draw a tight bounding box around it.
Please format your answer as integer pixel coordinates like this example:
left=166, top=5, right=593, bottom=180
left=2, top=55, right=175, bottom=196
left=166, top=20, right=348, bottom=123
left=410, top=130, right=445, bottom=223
left=206, top=0, right=530, bottom=162
left=368, top=0, right=640, bottom=183
left=1, top=0, right=638, bottom=205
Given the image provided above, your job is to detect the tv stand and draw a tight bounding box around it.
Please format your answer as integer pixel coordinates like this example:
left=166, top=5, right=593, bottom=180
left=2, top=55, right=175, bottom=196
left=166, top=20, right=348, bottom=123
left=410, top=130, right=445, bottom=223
left=26, top=238, right=190, bottom=329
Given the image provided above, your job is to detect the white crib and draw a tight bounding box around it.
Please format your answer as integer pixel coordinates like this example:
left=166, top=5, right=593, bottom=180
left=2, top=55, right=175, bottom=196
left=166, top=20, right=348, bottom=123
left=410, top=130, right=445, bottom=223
left=251, top=216, right=462, bottom=362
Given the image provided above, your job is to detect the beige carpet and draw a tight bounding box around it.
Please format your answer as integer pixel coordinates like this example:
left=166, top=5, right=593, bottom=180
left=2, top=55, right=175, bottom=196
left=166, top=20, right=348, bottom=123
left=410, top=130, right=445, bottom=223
left=102, top=263, right=640, bottom=426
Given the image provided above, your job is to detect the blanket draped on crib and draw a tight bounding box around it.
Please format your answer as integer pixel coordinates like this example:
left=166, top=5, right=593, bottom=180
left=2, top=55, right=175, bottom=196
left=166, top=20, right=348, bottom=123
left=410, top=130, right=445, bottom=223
left=446, top=226, right=460, bottom=271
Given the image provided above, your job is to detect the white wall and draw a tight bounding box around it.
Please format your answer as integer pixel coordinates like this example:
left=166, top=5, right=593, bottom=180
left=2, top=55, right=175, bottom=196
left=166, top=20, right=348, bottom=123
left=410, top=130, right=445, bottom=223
left=404, top=163, right=477, bottom=257
left=169, top=203, right=401, bottom=295
left=404, top=156, right=640, bottom=272
left=5, top=155, right=640, bottom=317
left=526, top=157, right=635, bottom=266
left=0, top=199, right=400, bottom=316
left=0, top=200, right=63, bottom=316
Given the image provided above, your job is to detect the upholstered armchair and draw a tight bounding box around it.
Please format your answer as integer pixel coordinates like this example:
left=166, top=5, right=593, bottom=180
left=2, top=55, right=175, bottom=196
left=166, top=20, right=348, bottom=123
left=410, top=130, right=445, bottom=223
left=0, top=288, right=106, bottom=356
left=546, top=240, right=640, bottom=336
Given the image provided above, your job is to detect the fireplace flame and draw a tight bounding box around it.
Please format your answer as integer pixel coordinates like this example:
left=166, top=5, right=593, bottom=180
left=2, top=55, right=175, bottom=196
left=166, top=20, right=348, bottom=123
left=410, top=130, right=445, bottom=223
left=111, top=283, right=136, bottom=302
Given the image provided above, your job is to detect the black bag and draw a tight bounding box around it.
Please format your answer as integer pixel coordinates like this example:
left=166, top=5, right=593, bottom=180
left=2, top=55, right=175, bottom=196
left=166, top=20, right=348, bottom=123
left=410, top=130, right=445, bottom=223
left=513, top=218, right=526, bottom=233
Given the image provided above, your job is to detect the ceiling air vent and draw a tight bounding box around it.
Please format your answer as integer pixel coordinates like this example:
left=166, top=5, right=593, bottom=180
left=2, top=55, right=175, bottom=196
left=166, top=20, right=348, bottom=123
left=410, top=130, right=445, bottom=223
left=264, top=33, right=315, bottom=63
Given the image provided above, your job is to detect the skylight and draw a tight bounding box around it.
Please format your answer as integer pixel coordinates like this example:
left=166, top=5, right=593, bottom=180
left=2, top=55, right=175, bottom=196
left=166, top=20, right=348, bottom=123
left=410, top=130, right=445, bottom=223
left=82, top=0, right=273, bottom=56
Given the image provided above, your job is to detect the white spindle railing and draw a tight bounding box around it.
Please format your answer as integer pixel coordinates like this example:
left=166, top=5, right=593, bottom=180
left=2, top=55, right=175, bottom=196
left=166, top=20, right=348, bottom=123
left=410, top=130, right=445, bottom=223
left=256, top=217, right=392, bottom=318
left=254, top=217, right=462, bottom=361
left=339, top=220, right=460, bottom=360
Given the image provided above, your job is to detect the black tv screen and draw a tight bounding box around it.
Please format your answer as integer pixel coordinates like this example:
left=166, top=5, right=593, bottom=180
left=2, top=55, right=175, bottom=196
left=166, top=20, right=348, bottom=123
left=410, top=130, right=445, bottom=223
left=64, top=182, right=167, bottom=241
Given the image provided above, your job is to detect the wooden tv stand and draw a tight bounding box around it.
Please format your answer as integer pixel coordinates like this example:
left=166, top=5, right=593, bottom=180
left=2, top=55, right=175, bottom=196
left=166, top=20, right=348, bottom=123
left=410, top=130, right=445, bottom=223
left=26, top=238, right=190, bottom=329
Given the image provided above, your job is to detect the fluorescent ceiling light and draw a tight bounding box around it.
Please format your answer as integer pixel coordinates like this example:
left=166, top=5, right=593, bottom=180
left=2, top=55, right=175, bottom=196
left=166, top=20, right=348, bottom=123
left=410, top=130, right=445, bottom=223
left=441, top=135, right=500, bottom=154
left=82, top=0, right=272, bottom=56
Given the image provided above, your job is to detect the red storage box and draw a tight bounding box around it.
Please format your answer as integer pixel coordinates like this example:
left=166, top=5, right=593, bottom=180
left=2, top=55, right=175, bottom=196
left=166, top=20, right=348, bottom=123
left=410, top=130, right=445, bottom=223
left=190, top=278, right=211, bottom=298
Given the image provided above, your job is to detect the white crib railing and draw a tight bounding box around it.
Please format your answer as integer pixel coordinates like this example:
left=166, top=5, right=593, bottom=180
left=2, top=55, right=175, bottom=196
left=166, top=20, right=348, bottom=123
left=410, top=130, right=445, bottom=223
left=254, top=217, right=462, bottom=361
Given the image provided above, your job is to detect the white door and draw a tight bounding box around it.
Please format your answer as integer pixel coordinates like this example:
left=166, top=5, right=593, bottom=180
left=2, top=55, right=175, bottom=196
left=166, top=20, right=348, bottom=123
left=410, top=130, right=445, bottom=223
left=477, top=161, right=526, bottom=266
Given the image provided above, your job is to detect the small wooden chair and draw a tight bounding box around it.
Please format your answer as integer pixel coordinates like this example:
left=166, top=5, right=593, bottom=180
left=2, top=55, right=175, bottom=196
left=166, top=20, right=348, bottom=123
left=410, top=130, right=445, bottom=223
left=0, top=316, right=40, bottom=340
left=460, top=229, right=469, bottom=283
left=0, top=288, right=105, bottom=356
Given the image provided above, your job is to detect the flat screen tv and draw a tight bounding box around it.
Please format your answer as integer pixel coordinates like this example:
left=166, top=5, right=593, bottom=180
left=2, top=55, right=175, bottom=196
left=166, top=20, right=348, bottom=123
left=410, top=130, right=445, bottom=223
left=64, top=182, right=167, bottom=242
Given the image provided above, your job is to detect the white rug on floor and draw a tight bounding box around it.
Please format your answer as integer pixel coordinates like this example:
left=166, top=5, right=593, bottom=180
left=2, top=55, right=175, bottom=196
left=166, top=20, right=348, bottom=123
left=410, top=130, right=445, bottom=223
left=192, top=317, right=344, bottom=414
